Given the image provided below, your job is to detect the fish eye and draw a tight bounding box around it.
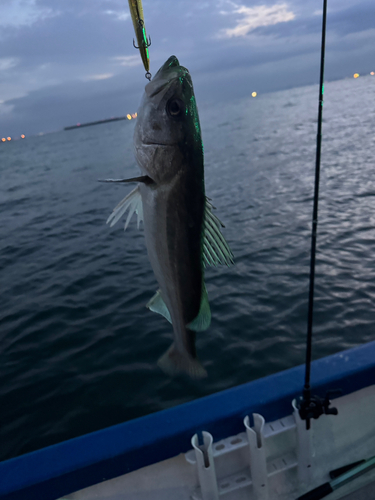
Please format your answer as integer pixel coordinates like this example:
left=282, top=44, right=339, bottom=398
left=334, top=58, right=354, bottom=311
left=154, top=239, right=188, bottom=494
left=166, top=98, right=185, bottom=118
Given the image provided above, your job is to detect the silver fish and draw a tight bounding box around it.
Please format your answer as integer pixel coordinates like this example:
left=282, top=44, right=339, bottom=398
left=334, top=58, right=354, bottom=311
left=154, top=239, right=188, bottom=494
left=104, top=56, right=233, bottom=378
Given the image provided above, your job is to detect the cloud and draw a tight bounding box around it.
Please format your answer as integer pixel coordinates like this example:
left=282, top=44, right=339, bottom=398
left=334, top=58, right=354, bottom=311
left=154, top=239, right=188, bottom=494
left=1, top=0, right=374, bottom=137
left=219, top=2, right=296, bottom=38
left=0, top=5, right=140, bottom=102
left=0, top=0, right=57, bottom=27
left=111, top=55, right=141, bottom=67
left=84, top=73, right=114, bottom=81
left=104, top=10, right=130, bottom=21
left=0, top=58, right=18, bottom=71
left=0, top=102, right=14, bottom=117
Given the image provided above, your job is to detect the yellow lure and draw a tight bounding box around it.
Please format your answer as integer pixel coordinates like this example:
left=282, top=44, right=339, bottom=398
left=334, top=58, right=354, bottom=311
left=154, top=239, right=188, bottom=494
left=128, top=0, right=151, bottom=77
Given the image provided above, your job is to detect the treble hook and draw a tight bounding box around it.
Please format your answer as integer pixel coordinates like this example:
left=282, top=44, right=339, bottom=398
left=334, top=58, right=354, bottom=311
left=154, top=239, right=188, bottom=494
left=128, top=0, right=151, bottom=76
left=132, top=34, right=151, bottom=49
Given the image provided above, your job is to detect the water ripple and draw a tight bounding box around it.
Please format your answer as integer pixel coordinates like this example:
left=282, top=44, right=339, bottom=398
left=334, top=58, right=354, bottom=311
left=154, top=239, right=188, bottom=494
left=1, top=77, right=375, bottom=460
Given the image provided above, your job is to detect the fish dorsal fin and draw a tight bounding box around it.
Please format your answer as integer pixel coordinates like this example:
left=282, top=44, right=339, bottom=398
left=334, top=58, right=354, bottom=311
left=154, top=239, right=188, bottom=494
left=106, top=185, right=143, bottom=230
left=203, top=198, right=234, bottom=267
left=187, top=283, right=211, bottom=332
left=146, top=290, right=172, bottom=323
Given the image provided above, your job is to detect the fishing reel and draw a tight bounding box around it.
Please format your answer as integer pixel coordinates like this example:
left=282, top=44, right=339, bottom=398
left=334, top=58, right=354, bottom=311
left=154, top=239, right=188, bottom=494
left=298, top=389, right=341, bottom=428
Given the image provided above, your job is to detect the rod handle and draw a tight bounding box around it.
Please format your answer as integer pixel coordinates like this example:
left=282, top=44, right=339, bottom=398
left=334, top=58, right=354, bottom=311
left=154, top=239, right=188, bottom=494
left=329, top=459, right=365, bottom=479
left=296, top=482, right=333, bottom=500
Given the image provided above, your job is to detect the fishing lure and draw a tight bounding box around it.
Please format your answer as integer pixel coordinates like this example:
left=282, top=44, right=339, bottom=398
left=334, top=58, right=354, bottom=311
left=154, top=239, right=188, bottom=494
left=128, top=0, right=151, bottom=80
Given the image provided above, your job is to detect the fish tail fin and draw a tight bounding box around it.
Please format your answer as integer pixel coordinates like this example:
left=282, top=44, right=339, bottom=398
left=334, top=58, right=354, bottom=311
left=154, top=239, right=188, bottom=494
left=157, top=344, right=207, bottom=379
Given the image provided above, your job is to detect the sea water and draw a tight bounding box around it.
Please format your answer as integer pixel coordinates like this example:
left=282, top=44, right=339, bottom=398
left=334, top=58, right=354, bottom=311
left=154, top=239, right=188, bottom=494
left=1, top=75, right=375, bottom=461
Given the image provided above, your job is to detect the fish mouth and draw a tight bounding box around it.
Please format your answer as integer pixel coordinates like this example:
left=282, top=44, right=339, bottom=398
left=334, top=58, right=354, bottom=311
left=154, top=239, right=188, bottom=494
left=159, top=55, right=179, bottom=70
left=145, top=55, right=189, bottom=98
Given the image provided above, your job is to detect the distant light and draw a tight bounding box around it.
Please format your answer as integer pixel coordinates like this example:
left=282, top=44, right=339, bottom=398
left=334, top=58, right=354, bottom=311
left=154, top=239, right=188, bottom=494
left=353, top=73, right=360, bottom=78
left=131, top=113, right=137, bottom=119
left=7, top=137, right=11, bottom=141
left=1, top=138, right=6, bottom=142
left=21, top=134, right=25, bottom=139
left=251, top=91, right=257, bottom=97
left=135, top=112, right=137, bottom=117
left=77, top=123, right=81, bottom=127
left=127, top=114, right=132, bottom=120
left=371, top=72, right=375, bottom=76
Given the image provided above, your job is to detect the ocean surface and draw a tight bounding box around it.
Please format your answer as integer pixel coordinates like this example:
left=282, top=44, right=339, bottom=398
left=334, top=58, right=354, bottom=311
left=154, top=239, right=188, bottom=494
left=1, top=75, right=375, bottom=462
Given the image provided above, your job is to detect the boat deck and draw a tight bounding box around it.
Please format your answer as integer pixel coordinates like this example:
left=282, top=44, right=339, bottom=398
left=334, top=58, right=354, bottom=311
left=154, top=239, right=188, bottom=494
left=59, top=385, right=375, bottom=500
left=341, top=481, right=375, bottom=500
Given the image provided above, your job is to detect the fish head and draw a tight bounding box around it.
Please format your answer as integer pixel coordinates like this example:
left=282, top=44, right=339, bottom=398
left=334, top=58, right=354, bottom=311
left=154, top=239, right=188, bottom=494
left=134, top=55, right=203, bottom=183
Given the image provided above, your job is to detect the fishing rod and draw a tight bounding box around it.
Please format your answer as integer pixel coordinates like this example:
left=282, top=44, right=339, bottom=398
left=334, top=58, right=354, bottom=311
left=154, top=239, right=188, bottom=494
left=294, top=4, right=375, bottom=496
left=297, top=0, right=339, bottom=429
left=296, top=455, right=375, bottom=499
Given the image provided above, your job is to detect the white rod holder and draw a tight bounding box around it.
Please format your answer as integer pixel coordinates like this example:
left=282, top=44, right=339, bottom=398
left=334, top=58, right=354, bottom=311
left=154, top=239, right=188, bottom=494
left=292, top=399, right=314, bottom=485
left=191, top=432, right=219, bottom=500
left=244, top=414, right=269, bottom=500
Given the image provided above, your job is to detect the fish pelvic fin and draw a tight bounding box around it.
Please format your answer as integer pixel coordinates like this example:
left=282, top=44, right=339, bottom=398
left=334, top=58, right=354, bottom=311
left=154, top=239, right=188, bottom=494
left=203, top=198, right=234, bottom=267
left=157, top=343, right=207, bottom=379
left=187, top=283, right=211, bottom=331
left=146, top=290, right=172, bottom=323
left=106, top=185, right=143, bottom=230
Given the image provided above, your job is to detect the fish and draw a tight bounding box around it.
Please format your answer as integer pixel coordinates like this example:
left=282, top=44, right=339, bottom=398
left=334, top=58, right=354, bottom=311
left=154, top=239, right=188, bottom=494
left=104, top=55, right=233, bottom=378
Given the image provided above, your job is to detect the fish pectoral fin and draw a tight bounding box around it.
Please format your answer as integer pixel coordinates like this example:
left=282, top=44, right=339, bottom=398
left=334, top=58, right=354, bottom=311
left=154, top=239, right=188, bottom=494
left=106, top=185, right=143, bottom=230
left=146, top=290, right=172, bottom=323
left=157, top=344, right=207, bottom=379
left=203, top=197, right=234, bottom=267
left=187, top=284, right=211, bottom=332
left=99, top=175, right=153, bottom=184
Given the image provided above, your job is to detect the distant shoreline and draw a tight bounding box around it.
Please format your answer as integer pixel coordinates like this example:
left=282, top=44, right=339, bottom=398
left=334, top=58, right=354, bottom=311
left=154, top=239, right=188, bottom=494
left=64, top=116, right=129, bottom=130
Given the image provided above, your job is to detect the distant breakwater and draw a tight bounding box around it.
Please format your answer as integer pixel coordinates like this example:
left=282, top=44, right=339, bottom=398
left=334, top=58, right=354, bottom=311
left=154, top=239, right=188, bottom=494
left=64, top=116, right=131, bottom=130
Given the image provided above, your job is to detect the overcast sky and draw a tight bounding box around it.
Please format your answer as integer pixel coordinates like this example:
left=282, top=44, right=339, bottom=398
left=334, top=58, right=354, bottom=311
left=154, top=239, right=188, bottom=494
left=0, top=0, right=374, bottom=137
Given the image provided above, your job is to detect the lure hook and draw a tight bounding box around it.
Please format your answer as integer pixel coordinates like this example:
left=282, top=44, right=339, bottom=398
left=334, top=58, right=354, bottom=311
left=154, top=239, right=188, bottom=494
left=128, top=0, right=151, bottom=73
left=132, top=34, right=151, bottom=49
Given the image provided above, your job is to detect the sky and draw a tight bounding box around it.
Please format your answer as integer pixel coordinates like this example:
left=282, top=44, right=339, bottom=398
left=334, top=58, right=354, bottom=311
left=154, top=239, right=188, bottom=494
left=0, top=0, right=374, bottom=137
